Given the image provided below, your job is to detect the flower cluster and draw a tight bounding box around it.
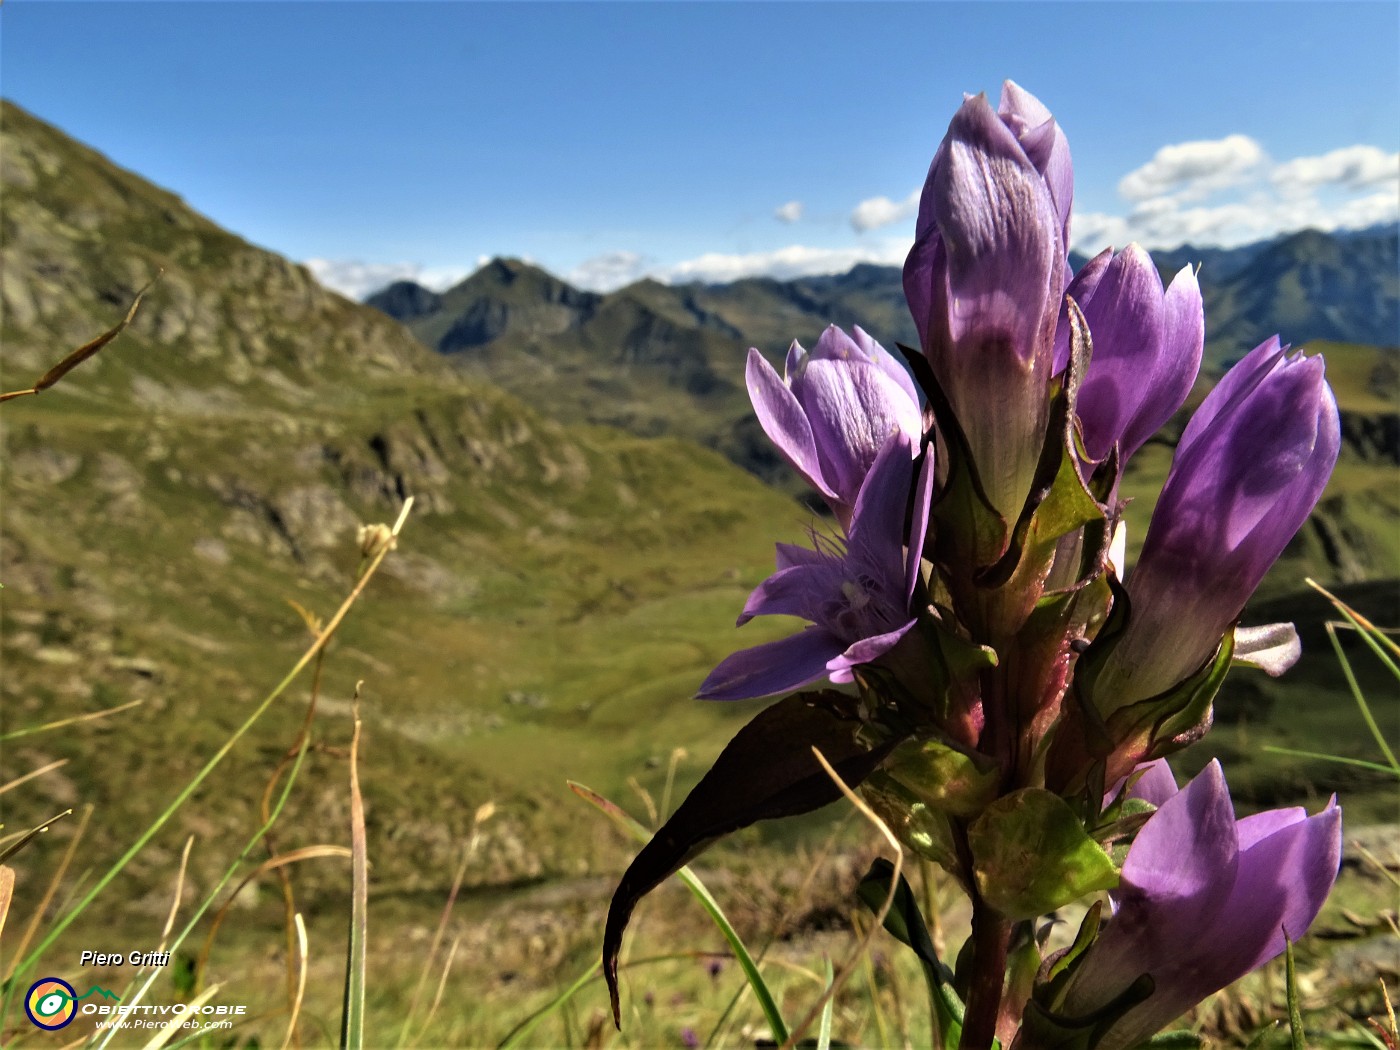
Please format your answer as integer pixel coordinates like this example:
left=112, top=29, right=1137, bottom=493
left=603, top=81, right=1342, bottom=1049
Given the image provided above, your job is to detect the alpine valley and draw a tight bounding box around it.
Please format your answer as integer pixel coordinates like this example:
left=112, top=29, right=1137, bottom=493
left=1, top=99, right=1395, bottom=1042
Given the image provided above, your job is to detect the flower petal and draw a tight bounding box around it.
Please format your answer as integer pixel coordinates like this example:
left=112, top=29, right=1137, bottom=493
left=1120, top=760, right=1237, bottom=909
left=851, top=324, right=921, bottom=407
left=695, top=629, right=846, bottom=701
left=847, top=429, right=916, bottom=565
left=1117, top=284, right=1201, bottom=460
left=799, top=356, right=922, bottom=505
left=1066, top=762, right=1239, bottom=1016
left=775, top=541, right=828, bottom=570
left=1074, top=245, right=1168, bottom=461
left=1126, top=758, right=1179, bottom=808
left=1176, top=336, right=1285, bottom=458
left=826, top=621, right=918, bottom=682
left=737, top=563, right=836, bottom=626
left=935, top=94, right=1060, bottom=368
left=746, top=346, right=837, bottom=501
left=998, top=80, right=1073, bottom=248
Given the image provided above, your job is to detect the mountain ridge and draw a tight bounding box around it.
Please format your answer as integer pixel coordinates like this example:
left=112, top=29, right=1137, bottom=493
left=366, top=226, right=1398, bottom=492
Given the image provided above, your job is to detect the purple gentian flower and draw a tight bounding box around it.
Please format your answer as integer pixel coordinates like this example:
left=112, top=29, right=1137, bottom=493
left=746, top=325, right=921, bottom=529
left=1094, top=337, right=1340, bottom=709
left=903, top=82, right=1066, bottom=521
left=1054, top=245, right=1204, bottom=465
left=697, top=430, right=934, bottom=701
left=1063, top=760, right=1341, bottom=1050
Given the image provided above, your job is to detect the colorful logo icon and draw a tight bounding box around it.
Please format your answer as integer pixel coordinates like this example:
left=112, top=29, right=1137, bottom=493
left=25, top=977, right=78, bottom=1030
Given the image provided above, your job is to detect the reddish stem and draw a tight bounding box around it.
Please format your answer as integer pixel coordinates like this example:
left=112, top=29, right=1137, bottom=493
left=958, top=898, right=1013, bottom=1050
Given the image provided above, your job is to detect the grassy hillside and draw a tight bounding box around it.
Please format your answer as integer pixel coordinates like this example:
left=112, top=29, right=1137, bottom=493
left=0, top=100, right=813, bottom=914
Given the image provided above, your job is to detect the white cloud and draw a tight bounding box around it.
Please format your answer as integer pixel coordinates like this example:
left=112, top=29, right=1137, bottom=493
left=1271, top=145, right=1399, bottom=194
left=660, top=240, right=910, bottom=285
left=1070, top=212, right=1130, bottom=253
left=303, top=258, right=471, bottom=300
left=1118, top=134, right=1266, bottom=204
left=850, top=189, right=921, bottom=232
left=1331, top=189, right=1400, bottom=230
left=1073, top=138, right=1398, bottom=256
left=774, top=200, right=804, bottom=224
left=566, top=251, right=656, bottom=292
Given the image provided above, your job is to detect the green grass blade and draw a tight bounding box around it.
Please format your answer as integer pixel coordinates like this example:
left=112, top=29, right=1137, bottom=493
left=569, top=780, right=789, bottom=1044
left=1261, top=746, right=1400, bottom=777
left=0, top=508, right=410, bottom=1028
left=93, top=720, right=315, bottom=1050
left=1285, top=938, right=1305, bottom=1050
left=817, top=956, right=835, bottom=1050
left=499, top=952, right=735, bottom=1050
left=341, top=711, right=368, bottom=1050
left=1242, top=1021, right=1280, bottom=1049
left=497, top=961, right=601, bottom=1050
left=1326, top=624, right=1400, bottom=773
left=1331, top=601, right=1400, bottom=667
left=1344, top=1017, right=1390, bottom=1050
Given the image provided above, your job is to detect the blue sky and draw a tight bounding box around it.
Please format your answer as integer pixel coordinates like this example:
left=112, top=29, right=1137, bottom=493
left=4, top=1, right=1398, bottom=298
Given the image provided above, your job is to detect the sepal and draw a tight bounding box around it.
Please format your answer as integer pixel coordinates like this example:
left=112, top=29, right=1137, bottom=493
left=1047, top=577, right=1236, bottom=797
left=896, top=341, right=1012, bottom=568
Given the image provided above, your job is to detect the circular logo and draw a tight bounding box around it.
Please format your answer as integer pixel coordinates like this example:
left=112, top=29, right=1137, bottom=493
left=25, top=977, right=77, bottom=1030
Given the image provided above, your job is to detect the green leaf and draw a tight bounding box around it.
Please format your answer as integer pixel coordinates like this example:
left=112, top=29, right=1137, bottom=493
left=881, top=738, right=1001, bottom=820
left=858, top=772, right=962, bottom=878
left=968, top=789, right=1119, bottom=920
left=856, top=858, right=964, bottom=1045
left=602, top=691, right=903, bottom=1029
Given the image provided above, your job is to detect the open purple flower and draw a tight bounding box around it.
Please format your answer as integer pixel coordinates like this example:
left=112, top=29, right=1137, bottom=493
left=746, top=325, right=921, bottom=529
left=1093, top=336, right=1340, bottom=709
left=1054, top=245, right=1204, bottom=465
left=1062, top=760, right=1341, bottom=1050
left=903, top=82, right=1066, bottom=521
left=697, top=430, right=934, bottom=701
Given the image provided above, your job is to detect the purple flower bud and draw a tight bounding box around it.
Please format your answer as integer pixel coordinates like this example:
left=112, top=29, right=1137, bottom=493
left=680, top=1026, right=700, bottom=1049
left=1063, top=761, right=1341, bottom=1050
left=1096, top=337, right=1340, bottom=707
left=997, top=80, right=1073, bottom=275
left=1054, top=245, right=1204, bottom=464
left=903, top=83, right=1066, bottom=520
left=746, top=325, right=921, bottom=530
left=697, top=430, right=934, bottom=701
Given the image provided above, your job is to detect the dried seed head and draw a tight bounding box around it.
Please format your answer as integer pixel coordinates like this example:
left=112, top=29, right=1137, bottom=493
left=357, top=523, right=397, bottom=559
